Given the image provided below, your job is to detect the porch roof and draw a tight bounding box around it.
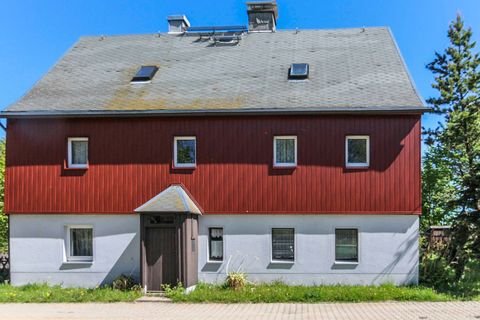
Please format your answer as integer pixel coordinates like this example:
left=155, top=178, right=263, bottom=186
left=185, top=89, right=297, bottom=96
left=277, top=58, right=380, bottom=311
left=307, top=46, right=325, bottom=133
left=134, top=184, right=203, bottom=214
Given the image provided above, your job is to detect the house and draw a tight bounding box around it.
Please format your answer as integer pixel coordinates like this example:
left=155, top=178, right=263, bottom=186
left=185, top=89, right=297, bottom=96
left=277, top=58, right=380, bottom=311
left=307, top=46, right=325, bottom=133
left=1, top=2, right=426, bottom=290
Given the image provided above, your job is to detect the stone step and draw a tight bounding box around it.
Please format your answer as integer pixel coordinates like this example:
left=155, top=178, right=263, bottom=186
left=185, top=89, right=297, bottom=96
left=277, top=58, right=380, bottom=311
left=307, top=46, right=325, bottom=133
left=135, top=295, right=172, bottom=303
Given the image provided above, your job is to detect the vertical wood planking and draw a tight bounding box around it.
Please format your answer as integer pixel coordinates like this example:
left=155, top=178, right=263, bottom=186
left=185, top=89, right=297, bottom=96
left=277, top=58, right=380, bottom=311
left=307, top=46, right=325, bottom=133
left=5, top=115, right=422, bottom=214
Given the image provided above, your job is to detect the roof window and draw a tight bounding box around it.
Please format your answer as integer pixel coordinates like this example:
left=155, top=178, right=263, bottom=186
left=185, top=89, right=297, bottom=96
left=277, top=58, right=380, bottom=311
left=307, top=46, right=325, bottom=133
left=131, top=66, right=158, bottom=82
left=288, top=63, right=309, bottom=80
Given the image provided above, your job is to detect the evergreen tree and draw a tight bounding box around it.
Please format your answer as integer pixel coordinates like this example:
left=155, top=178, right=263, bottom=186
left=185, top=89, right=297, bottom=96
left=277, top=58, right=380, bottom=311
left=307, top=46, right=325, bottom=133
left=421, top=144, right=458, bottom=231
left=426, top=14, right=480, bottom=212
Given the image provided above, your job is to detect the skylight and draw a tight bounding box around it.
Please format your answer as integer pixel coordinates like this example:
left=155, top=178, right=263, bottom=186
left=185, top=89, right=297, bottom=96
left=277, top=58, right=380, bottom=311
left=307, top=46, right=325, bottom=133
left=288, top=63, right=309, bottom=80
left=131, top=66, right=158, bottom=82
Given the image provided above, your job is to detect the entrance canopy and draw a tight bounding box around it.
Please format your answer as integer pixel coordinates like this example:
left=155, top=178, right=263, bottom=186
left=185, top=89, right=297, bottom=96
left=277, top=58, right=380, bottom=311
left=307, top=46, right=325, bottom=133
left=135, top=184, right=203, bottom=214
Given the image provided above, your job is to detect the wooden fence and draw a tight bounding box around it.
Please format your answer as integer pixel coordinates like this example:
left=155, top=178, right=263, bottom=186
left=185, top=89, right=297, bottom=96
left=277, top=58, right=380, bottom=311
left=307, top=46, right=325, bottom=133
left=0, top=254, right=9, bottom=283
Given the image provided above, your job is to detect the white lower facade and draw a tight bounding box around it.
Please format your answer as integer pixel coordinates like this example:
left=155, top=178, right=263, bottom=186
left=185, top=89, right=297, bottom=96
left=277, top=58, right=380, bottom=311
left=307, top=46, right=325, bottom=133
left=9, top=214, right=418, bottom=287
left=198, top=215, right=419, bottom=285
left=9, top=214, right=140, bottom=287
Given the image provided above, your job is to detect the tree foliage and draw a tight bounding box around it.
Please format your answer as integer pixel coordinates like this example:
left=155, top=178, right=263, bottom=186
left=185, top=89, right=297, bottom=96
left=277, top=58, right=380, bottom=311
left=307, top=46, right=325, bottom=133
left=425, top=14, right=480, bottom=212
left=422, top=15, right=480, bottom=289
left=421, top=144, right=458, bottom=231
left=0, top=139, right=7, bottom=253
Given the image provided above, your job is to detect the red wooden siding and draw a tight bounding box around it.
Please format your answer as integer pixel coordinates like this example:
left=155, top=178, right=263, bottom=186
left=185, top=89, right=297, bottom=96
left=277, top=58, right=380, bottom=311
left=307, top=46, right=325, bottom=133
left=5, top=115, right=421, bottom=215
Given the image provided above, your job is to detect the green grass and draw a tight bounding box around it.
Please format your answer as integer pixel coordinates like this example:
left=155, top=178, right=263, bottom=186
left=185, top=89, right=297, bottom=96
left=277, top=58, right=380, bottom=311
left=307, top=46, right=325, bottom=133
left=0, top=283, right=142, bottom=303
left=166, top=283, right=456, bottom=303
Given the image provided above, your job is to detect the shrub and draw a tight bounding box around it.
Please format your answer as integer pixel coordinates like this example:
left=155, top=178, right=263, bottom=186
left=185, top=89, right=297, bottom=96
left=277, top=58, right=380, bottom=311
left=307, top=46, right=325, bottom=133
left=225, top=272, right=247, bottom=290
left=161, top=282, right=185, bottom=299
left=111, top=275, right=140, bottom=291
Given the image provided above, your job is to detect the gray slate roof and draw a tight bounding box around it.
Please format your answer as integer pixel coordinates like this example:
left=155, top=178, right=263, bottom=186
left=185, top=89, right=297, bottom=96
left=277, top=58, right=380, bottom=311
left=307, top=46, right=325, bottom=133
left=135, top=184, right=202, bottom=214
left=4, top=27, right=426, bottom=116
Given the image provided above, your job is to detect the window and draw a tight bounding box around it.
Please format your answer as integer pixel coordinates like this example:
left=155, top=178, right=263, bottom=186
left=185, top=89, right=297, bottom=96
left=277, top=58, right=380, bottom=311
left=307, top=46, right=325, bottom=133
left=66, top=226, right=93, bottom=262
left=345, top=136, right=369, bottom=168
left=67, top=137, right=88, bottom=169
left=274, top=136, right=297, bottom=167
left=208, top=228, right=223, bottom=262
left=174, top=136, right=196, bottom=168
left=272, top=228, right=294, bottom=262
left=335, top=229, right=358, bottom=263
left=131, top=65, right=158, bottom=82
left=288, top=63, right=309, bottom=79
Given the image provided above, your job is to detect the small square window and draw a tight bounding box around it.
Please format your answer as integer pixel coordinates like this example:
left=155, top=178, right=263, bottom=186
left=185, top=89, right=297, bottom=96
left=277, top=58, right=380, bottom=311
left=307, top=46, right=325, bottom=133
left=131, top=66, right=158, bottom=82
left=67, top=137, right=88, bottom=169
left=288, top=63, right=309, bottom=79
left=66, top=226, right=93, bottom=262
left=174, top=136, right=196, bottom=168
left=335, top=229, right=358, bottom=263
left=345, top=136, right=369, bottom=168
left=272, top=228, right=295, bottom=262
left=208, top=228, right=223, bottom=262
left=274, top=136, right=297, bottom=167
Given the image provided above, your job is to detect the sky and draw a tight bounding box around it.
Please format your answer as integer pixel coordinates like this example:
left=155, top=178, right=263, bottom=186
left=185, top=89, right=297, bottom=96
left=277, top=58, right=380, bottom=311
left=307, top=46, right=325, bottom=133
left=1, top=0, right=480, bottom=141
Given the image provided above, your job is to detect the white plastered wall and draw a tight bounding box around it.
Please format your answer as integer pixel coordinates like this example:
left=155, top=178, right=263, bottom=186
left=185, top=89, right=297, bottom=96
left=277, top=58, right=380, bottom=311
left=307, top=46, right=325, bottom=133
left=9, top=214, right=140, bottom=288
left=198, top=214, right=419, bottom=285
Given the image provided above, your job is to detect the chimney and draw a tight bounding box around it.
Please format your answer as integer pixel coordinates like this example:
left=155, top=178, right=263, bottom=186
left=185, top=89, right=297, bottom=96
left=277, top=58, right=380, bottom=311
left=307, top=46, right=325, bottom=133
left=167, top=15, right=190, bottom=34
left=246, top=1, right=278, bottom=32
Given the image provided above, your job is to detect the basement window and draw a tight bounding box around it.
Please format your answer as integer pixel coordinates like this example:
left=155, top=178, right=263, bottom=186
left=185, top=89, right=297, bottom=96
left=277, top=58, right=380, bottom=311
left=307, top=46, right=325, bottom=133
left=66, top=226, right=93, bottom=262
left=208, top=228, right=224, bottom=262
left=288, top=63, right=309, bottom=80
left=272, top=228, right=295, bottom=262
left=131, top=66, right=158, bottom=82
left=335, top=229, right=358, bottom=263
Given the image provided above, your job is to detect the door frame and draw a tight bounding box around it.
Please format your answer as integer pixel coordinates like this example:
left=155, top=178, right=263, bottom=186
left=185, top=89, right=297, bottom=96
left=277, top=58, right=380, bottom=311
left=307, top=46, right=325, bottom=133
left=140, top=213, right=179, bottom=291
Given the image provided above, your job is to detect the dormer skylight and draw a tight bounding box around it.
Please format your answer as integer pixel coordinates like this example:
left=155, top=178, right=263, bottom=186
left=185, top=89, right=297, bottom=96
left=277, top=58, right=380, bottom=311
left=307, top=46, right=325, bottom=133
left=131, top=66, right=158, bottom=83
left=288, top=63, right=309, bottom=80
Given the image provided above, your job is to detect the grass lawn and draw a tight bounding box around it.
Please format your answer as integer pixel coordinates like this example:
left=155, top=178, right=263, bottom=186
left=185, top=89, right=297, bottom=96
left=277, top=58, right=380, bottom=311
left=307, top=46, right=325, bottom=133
left=0, top=284, right=142, bottom=303
left=166, top=283, right=457, bottom=303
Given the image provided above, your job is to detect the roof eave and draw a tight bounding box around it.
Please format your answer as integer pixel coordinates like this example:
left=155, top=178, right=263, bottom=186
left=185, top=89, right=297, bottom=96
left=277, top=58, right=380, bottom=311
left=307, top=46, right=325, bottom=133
left=0, top=107, right=432, bottom=119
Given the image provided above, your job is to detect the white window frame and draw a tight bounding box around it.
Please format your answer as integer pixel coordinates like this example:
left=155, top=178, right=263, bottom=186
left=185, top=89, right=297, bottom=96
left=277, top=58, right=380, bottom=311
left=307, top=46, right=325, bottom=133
left=65, top=225, right=94, bottom=263
left=207, top=227, right=224, bottom=263
left=270, top=227, right=296, bottom=263
left=67, top=137, right=89, bottom=169
left=273, top=136, right=297, bottom=167
left=334, top=227, right=360, bottom=265
left=345, top=135, right=369, bottom=168
left=173, top=136, right=197, bottom=168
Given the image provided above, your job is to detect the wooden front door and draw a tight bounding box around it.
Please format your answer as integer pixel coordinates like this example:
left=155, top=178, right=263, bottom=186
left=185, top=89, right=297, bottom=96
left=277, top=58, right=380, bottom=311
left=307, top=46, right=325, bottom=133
left=145, top=227, right=178, bottom=290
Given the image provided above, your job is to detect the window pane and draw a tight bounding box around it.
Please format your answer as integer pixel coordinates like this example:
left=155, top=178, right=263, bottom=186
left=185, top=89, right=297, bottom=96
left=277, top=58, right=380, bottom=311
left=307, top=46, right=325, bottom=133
left=72, top=141, right=88, bottom=165
left=272, top=228, right=294, bottom=261
left=176, top=139, right=196, bottom=164
left=209, top=228, right=223, bottom=261
left=347, top=139, right=367, bottom=164
left=275, top=138, right=295, bottom=164
left=335, top=229, right=358, bottom=262
left=335, top=245, right=358, bottom=261
left=70, top=228, right=93, bottom=257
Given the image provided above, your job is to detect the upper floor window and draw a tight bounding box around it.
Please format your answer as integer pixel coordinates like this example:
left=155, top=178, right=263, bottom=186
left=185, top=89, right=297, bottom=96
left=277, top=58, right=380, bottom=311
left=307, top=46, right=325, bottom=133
left=273, top=136, right=297, bottom=167
left=67, top=137, right=88, bottom=169
left=345, top=136, right=369, bottom=168
left=174, top=136, right=196, bottom=168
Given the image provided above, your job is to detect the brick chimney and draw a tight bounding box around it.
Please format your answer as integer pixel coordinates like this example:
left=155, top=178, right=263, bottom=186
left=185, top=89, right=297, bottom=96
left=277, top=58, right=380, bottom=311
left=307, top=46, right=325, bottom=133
left=246, top=1, right=278, bottom=32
